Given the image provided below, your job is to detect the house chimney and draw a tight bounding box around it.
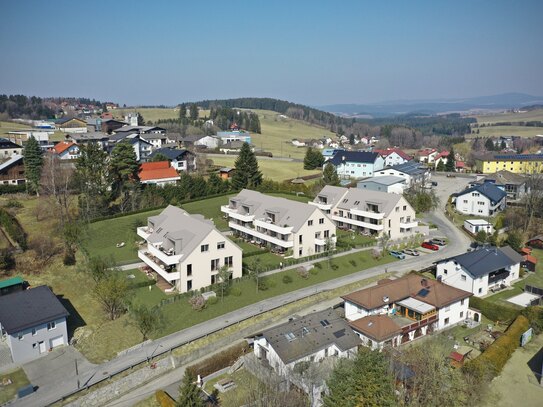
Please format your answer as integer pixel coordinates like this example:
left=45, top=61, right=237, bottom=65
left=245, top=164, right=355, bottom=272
left=383, top=296, right=389, bottom=303
left=421, top=278, right=428, bottom=287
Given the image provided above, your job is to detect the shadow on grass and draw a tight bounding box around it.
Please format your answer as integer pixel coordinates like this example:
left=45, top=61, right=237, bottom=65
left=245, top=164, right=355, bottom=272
left=58, top=295, right=86, bottom=338
left=527, top=344, right=543, bottom=384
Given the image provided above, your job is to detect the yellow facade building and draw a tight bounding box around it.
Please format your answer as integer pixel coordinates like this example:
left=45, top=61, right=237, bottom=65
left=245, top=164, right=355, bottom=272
left=475, top=154, right=543, bottom=174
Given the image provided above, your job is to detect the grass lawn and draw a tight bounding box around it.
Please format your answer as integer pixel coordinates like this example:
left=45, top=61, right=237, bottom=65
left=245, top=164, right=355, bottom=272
left=0, top=120, right=32, bottom=137
left=0, top=368, right=30, bottom=405
left=121, top=269, right=168, bottom=307
left=336, top=229, right=376, bottom=247
left=467, top=125, right=543, bottom=138
left=209, top=155, right=321, bottom=182
left=203, top=368, right=261, bottom=407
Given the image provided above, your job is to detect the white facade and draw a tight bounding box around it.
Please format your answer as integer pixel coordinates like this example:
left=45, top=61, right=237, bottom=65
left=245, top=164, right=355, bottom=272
left=194, top=136, right=219, bottom=149
left=455, top=190, right=506, bottom=217
left=334, top=155, right=385, bottom=179
left=382, top=152, right=409, bottom=167
left=463, top=219, right=495, bottom=235
left=357, top=178, right=407, bottom=194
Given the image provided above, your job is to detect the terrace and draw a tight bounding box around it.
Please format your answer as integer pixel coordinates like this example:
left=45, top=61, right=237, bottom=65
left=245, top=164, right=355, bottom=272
left=138, top=250, right=180, bottom=282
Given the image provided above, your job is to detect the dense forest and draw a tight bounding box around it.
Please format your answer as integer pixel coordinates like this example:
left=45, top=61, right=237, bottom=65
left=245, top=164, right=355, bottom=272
left=0, top=94, right=55, bottom=120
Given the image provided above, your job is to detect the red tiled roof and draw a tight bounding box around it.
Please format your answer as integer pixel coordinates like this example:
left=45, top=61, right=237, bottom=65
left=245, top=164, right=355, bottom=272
left=524, top=255, right=537, bottom=264
left=374, top=148, right=412, bottom=160
left=139, top=161, right=179, bottom=181
left=435, top=150, right=450, bottom=160
left=456, top=161, right=465, bottom=168
left=520, top=247, right=532, bottom=255
left=417, top=148, right=437, bottom=156
left=449, top=351, right=464, bottom=362
left=53, top=142, right=76, bottom=154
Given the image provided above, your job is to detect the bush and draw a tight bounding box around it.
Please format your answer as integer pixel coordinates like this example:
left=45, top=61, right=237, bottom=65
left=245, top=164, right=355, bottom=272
left=155, top=390, right=176, bottom=407
left=309, top=267, right=318, bottom=275
left=230, top=286, right=242, bottom=296
left=331, top=264, right=339, bottom=270
left=297, top=267, right=309, bottom=279
left=0, top=208, right=27, bottom=249
left=188, top=295, right=206, bottom=311
left=187, top=342, right=250, bottom=377
left=4, top=199, right=23, bottom=209
left=520, top=306, right=543, bottom=334
left=349, top=260, right=357, bottom=267
left=207, top=296, right=218, bottom=305
left=258, top=278, right=269, bottom=291
left=282, top=275, right=293, bottom=284
left=469, top=296, right=520, bottom=323
left=0, top=249, right=15, bottom=271
left=0, top=184, right=26, bottom=195
left=314, top=262, right=322, bottom=269
left=519, top=268, right=526, bottom=278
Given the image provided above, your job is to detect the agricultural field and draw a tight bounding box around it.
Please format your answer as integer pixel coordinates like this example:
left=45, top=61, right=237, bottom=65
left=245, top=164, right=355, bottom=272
left=467, top=125, right=543, bottom=138
left=110, top=107, right=210, bottom=123
left=209, top=155, right=321, bottom=182
left=0, top=120, right=32, bottom=137
left=467, top=108, right=543, bottom=139
left=473, top=108, right=543, bottom=125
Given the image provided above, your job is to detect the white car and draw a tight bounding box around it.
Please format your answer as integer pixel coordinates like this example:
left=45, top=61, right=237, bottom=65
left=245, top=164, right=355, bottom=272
left=403, top=248, right=420, bottom=256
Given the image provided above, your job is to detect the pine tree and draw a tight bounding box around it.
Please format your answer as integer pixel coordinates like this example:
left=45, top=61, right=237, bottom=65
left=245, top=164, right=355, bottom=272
left=137, top=113, right=145, bottom=126
left=304, top=148, right=325, bottom=170
left=189, top=104, right=199, bottom=121
left=445, top=147, right=456, bottom=172
left=232, top=143, right=262, bottom=190
left=322, top=162, right=340, bottom=186
left=484, top=138, right=495, bottom=151
left=109, top=142, right=140, bottom=198
left=177, top=370, right=205, bottom=407
left=23, top=136, right=43, bottom=195
left=436, top=160, right=445, bottom=172
left=178, top=103, right=187, bottom=119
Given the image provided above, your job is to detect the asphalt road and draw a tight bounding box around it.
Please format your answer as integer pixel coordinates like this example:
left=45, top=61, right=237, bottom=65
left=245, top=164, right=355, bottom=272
left=14, top=174, right=475, bottom=407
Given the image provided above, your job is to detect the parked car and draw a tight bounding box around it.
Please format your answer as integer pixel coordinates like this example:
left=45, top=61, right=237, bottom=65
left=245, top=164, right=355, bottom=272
left=431, top=181, right=438, bottom=186
left=403, top=248, right=420, bottom=256
left=446, top=174, right=456, bottom=178
left=430, top=238, right=447, bottom=246
left=389, top=250, right=406, bottom=259
left=421, top=241, right=439, bottom=251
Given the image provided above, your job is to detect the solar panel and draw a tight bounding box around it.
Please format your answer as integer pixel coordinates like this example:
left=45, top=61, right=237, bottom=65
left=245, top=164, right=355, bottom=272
left=320, top=319, right=330, bottom=327
left=418, top=288, right=430, bottom=297
left=333, top=329, right=345, bottom=338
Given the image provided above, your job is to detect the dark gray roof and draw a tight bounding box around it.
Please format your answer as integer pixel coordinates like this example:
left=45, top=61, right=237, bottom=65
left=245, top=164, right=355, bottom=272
left=438, top=246, right=523, bottom=278
left=149, top=148, right=192, bottom=161
left=378, top=161, right=428, bottom=176
left=0, top=286, right=69, bottom=334
left=257, top=309, right=361, bottom=365
left=0, top=138, right=22, bottom=149
left=453, top=182, right=507, bottom=204
left=329, top=151, right=379, bottom=165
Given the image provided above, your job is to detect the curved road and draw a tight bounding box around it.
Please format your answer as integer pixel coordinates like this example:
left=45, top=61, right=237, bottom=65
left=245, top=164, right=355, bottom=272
left=14, top=174, right=474, bottom=407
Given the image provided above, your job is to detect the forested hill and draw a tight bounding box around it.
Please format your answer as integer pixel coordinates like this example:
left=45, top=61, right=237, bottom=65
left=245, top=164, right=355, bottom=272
left=193, top=97, right=353, bottom=132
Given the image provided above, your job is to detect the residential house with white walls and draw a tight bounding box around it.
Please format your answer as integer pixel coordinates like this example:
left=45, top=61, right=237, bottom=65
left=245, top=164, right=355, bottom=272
left=374, top=148, right=412, bottom=167
left=328, top=151, right=385, bottom=179
left=452, top=182, right=507, bottom=217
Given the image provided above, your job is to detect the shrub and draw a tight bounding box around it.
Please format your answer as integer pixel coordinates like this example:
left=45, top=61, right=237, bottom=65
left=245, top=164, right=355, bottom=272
left=331, top=264, right=339, bottom=270
left=314, top=262, right=322, bottom=269
left=207, top=296, right=218, bottom=305
left=188, top=295, right=206, bottom=311
left=187, top=342, right=250, bottom=377
left=309, top=267, right=318, bottom=275
left=155, top=390, right=176, bottom=407
left=230, top=286, right=242, bottom=296
left=0, top=249, right=15, bottom=272
left=297, top=267, right=309, bottom=279
left=519, top=268, right=526, bottom=278
left=267, top=279, right=277, bottom=288
left=469, top=296, right=520, bottom=323
left=282, top=275, right=293, bottom=284
left=349, top=260, right=357, bottom=267
left=0, top=208, right=27, bottom=249
left=258, top=278, right=269, bottom=291
left=4, top=199, right=23, bottom=209
left=520, top=306, right=543, bottom=334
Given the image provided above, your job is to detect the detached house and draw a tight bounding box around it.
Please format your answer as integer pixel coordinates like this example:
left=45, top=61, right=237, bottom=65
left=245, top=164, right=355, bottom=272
left=310, top=186, right=418, bottom=239
left=0, top=155, right=25, bottom=185
left=149, top=148, right=196, bottom=172
left=139, top=161, right=180, bottom=186
left=52, top=141, right=80, bottom=160
left=328, top=151, right=385, bottom=180
left=221, top=189, right=336, bottom=258
left=0, top=138, right=23, bottom=159
left=452, top=181, right=507, bottom=217
left=343, top=274, right=472, bottom=350
left=417, top=148, right=438, bottom=164
left=56, top=117, right=87, bottom=133
left=470, top=171, right=528, bottom=202
left=137, top=205, right=242, bottom=293
left=436, top=246, right=523, bottom=297
left=0, top=286, right=69, bottom=363
left=374, top=161, right=430, bottom=186
left=374, top=148, right=412, bottom=167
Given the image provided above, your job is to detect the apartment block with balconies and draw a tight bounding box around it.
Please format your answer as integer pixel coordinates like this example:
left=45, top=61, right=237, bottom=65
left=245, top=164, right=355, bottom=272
left=221, top=189, right=336, bottom=259
left=137, top=205, right=242, bottom=293
left=310, top=186, right=418, bottom=240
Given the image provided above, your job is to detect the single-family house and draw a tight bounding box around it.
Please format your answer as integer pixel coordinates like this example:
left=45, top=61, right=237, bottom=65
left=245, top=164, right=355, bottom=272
left=328, top=151, right=385, bottom=179
left=417, top=148, right=439, bottom=164
left=374, top=148, right=412, bottom=167
left=463, top=219, right=495, bottom=236
left=182, top=135, right=220, bottom=149
left=137, top=205, right=242, bottom=293
left=435, top=246, right=523, bottom=297
left=374, top=161, right=431, bottom=186
left=357, top=176, right=407, bottom=194
left=219, top=140, right=246, bottom=154
left=110, top=135, right=153, bottom=162
left=0, top=285, right=69, bottom=363
left=101, top=119, right=127, bottom=134
left=139, top=161, right=180, bottom=186
left=148, top=148, right=196, bottom=172
left=221, top=189, right=336, bottom=258
left=343, top=274, right=472, bottom=349
left=310, top=185, right=418, bottom=239
left=7, top=130, right=52, bottom=148
left=0, top=138, right=23, bottom=159
left=0, top=155, right=25, bottom=185
left=52, top=141, right=80, bottom=160
left=452, top=182, right=507, bottom=217
left=141, top=133, right=169, bottom=149
left=470, top=171, right=528, bottom=201
left=253, top=309, right=360, bottom=377
left=433, top=151, right=451, bottom=169
left=57, top=117, right=87, bottom=133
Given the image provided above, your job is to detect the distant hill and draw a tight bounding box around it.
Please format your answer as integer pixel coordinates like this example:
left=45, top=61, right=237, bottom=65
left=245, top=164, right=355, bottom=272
left=319, top=93, right=543, bottom=118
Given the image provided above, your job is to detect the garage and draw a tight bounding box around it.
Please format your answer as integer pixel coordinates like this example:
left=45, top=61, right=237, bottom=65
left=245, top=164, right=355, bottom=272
left=49, top=335, right=65, bottom=349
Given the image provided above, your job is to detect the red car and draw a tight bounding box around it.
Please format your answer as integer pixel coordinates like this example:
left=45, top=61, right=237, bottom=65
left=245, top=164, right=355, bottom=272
left=421, top=241, right=439, bottom=251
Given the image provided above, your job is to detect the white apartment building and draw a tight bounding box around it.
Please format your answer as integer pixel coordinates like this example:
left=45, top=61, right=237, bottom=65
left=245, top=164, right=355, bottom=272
left=137, top=205, right=242, bottom=293
left=310, top=186, right=418, bottom=240
left=221, top=189, right=336, bottom=259
left=453, top=182, right=507, bottom=217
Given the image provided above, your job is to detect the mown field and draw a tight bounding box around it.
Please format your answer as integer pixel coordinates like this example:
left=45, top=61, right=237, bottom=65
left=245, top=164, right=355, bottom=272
left=110, top=107, right=210, bottom=123
left=0, top=120, right=32, bottom=137
left=467, top=108, right=543, bottom=139
left=473, top=109, right=543, bottom=125
left=468, top=125, right=543, bottom=138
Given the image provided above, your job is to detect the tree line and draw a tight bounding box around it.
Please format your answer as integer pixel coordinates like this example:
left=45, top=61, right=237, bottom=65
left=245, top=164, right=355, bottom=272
left=0, top=94, right=55, bottom=120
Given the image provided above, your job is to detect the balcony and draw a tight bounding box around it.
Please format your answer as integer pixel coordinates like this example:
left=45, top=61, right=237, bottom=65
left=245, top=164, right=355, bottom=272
left=350, top=208, right=385, bottom=220
left=488, top=268, right=510, bottom=285
left=400, top=220, right=418, bottom=229
left=221, top=205, right=254, bottom=222
left=138, top=250, right=180, bottom=282
left=331, top=215, right=384, bottom=231
left=254, top=219, right=293, bottom=234
left=147, top=243, right=183, bottom=265
left=228, top=221, right=294, bottom=248
left=399, top=314, right=438, bottom=335
left=308, top=201, right=332, bottom=211
left=137, top=226, right=151, bottom=240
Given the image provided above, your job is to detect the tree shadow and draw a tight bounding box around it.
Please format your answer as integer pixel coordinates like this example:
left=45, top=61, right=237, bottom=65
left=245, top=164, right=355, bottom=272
left=527, top=345, right=543, bottom=384
left=57, top=295, right=86, bottom=338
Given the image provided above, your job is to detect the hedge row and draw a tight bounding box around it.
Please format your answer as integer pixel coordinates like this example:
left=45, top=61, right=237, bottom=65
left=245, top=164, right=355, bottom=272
left=187, top=342, right=250, bottom=378
left=469, top=296, right=520, bottom=323
left=0, top=184, right=26, bottom=195
left=129, top=279, right=157, bottom=290
left=464, top=315, right=529, bottom=378
left=0, top=208, right=27, bottom=249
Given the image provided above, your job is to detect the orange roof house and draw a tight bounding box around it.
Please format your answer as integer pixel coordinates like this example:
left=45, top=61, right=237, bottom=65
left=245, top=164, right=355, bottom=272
left=51, top=141, right=80, bottom=159
left=139, top=161, right=180, bottom=186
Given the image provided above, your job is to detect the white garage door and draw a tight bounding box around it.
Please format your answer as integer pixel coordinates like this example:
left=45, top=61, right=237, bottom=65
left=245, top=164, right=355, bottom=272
left=49, top=336, right=64, bottom=349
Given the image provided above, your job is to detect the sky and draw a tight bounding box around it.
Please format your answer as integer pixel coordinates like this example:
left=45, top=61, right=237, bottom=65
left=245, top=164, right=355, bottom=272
left=1, top=0, right=542, bottom=106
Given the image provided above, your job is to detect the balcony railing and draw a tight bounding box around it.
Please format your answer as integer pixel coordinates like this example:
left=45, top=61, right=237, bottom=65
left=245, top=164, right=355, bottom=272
left=488, top=269, right=510, bottom=285
left=147, top=244, right=182, bottom=265
left=308, top=201, right=332, bottom=211
left=350, top=208, right=385, bottom=220
left=229, top=221, right=294, bottom=248
left=221, top=205, right=254, bottom=222
left=401, top=314, right=438, bottom=335
left=254, top=219, right=293, bottom=234
left=400, top=221, right=418, bottom=229
left=138, top=250, right=180, bottom=282
left=137, top=226, right=151, bottom=240
left=331, top=215, right=384, bottom=231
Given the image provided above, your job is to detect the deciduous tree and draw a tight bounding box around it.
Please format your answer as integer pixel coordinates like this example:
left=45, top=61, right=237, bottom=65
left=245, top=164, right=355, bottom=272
left=92, top=271, right=130, bottom=320
left=128, top=304, right=165, bottom=341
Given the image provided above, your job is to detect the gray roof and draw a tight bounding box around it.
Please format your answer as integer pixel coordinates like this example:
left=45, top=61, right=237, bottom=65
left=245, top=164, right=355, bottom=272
left=321, top=186, right=404, bottom=217
left=146, top=205, right=235, bottom=257
left=141, top=133, right=168, bottom=140
left=358, top=175, right=406, bottom=187
left=149, top=148, right=193, bottom=161
left=377, top=161, right=428, bottom=176
left=257, top=309, right=361, bottom=365
left=114, top=125, right=165, bottom=134
left=228, top=189, right=319, bottom=232
left=313, top=185, right=349, bottom=208
left=454, top=182, right=507, bottom=204
left=182, top=134, right=207, bottom=143
left=0, top=138, right=22, bottom=149
left=438, top=246, right=523, bottom=278
left=69, top=132, right=109, bottom=141
left=476, top=171, right=527, bottom=186
left=0, top=154, right=23, bottom=172
left=0, top=286, right=69, bottom=334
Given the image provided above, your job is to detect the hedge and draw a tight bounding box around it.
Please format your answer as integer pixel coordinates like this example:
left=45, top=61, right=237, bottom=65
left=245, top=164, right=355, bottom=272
left=155, top=390, right=176, bottom=407
left=0, top=184, right=26, bottom=195
left=0, top=208, right=27, bottom=249
left=129, top=279, right=157, bottom=290
left=469, top=296, right=520, bottom=323
left=464, top=315, right=530, bottom=378
left=187, top=342, right=250, bottom=378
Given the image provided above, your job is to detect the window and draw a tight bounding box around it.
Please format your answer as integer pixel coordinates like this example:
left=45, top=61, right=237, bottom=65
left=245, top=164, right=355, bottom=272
left=211, top=258, right=220, bottom=271
left=32, top=343, right=37, bottom=349
left=403, top=205, right=407, bottom=211
left=395, top=207, right=399, bottom=212
left=461, top=299, right=465, bottom=306
left=308, top=220, right=313, bottom=226
left=443, top=269, right=448, bottom=275
left=201, top=244, right=209, bottom=252
left=299, top=235, right=303, bottom=244
left=224, top=256, right=233, bottom=267
left=299, top=248, right=303, bottom=256
left=444, top=306, right=450, bottom=312
left=187, top=264, right=192, bottom=277
left=319, top=218, right=325, bottom=224
left=31, top=328, right=36, bottom=336
left=285, top=332, right=296, bottom=341
left=47, top=321, right=56, bottom=330
left=460, top=311, right=464, bottom=318
left=324, top=230, right=330, bottom=238
left=187, top=280, right=192, bottom=291
left=461, top=275, right=467, bottom=281
left=463, top=200, right=468, bottom=204
left=444, top=317, right=450, bottom=325
left=478, top=287, right=483, bottom=294
left=217, top=241, right=225, bottom=250
left=354, top=200, right=360, bottom=205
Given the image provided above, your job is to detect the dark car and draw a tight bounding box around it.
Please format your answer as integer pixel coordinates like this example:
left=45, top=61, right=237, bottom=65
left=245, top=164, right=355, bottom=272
left=431, top=181, right=438, bottom=186
left=421, top=241, right=439, bottom=251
